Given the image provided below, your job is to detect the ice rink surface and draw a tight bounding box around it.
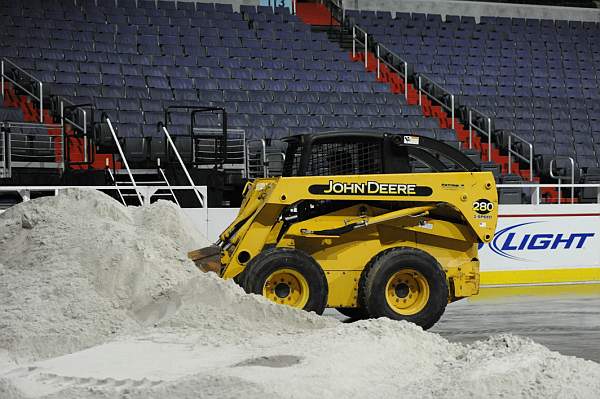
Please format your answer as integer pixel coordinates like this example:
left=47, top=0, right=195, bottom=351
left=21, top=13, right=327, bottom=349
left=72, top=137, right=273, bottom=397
left=329, top=284, right=600, bottom=363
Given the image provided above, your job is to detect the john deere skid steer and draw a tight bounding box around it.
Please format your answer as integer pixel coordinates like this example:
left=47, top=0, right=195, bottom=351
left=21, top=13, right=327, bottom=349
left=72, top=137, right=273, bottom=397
left=190, top=132, right=498, bottom=329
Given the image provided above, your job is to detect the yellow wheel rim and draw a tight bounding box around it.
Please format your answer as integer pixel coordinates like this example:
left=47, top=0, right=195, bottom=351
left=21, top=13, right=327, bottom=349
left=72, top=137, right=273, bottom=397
left=262, top=268, right=310, bottom=309
left=385, top=269, right=430, bottom=315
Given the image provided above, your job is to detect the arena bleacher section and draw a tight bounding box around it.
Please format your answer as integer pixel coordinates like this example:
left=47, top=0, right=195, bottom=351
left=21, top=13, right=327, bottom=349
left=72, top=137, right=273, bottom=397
left=346, top=9, right=600, bottom=182
left=1, top=0, right=600, bottom=204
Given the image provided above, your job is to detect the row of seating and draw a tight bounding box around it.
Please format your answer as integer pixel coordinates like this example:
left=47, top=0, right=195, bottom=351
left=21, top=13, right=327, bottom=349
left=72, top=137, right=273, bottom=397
left=21, top=68, right=379, bottom=84
left=427, top=74, right=600, bottom=87
left=462, top=95, right=600, bottom=109
left=1, top=2, right=246, bottom=15
left=3, top=55, right=360, bottom=73
left=95, top=97, right=417, bottom=115
left=6, top=34, right=336, bottom=50
left=2, top=46, right=352, bottom=63
left=348, top=10, right=598, bottom=26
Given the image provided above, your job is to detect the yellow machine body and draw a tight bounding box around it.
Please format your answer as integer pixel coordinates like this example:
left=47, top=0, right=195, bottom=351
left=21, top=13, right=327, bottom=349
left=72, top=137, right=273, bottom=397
left=194, top=172, right=498, bottom=308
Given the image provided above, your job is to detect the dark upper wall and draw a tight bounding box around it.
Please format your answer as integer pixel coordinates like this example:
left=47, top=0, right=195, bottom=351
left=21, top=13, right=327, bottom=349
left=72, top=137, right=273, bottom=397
left=342, top=0, right=600, bottom=22
left=461, top=0, right=597, bottom=8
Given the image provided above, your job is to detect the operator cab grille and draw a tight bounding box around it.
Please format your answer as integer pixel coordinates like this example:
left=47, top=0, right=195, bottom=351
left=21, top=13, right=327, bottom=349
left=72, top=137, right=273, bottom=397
left=306, top=141, right=382, bottom=176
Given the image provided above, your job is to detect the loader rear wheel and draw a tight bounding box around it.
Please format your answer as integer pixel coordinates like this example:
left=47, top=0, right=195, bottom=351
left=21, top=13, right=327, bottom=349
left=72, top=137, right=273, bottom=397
left=361, top=248, right=448, bottom=330
left=242, top=248, right=328, bottom=314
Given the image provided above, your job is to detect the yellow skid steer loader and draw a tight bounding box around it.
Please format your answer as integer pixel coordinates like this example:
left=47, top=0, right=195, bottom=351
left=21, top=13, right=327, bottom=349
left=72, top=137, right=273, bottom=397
left=190, top=132, right=498, bottom=329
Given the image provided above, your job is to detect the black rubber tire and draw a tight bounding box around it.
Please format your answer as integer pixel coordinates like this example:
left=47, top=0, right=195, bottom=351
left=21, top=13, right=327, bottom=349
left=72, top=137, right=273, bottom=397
left=360, top=247, right=448, bottom=330
left=335, top=307, right=368, bottom=320
left=242, top=248, right=328, bottom=315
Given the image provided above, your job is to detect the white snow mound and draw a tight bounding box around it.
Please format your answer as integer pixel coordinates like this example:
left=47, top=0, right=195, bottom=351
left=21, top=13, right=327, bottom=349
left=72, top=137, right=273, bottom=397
left=0, top=188, right=599, bottom=399
left=0, top=189, right=329, bottom=364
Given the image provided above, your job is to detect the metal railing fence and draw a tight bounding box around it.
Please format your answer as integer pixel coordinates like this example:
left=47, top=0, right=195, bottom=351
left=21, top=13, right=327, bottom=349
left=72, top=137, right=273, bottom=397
left=1, top=58, right=44, bottom=122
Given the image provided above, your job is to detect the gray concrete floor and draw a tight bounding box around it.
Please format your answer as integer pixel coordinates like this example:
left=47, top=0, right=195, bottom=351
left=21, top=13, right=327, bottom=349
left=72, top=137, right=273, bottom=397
left=327, top=284, right=600, bottom=363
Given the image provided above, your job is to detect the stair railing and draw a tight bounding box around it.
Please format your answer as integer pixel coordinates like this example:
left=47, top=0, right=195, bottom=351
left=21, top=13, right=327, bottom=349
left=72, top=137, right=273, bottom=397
left=246, top=139, right=286, bottom=179
left=2, top=121, right=64, bottom=169
left=160, top=124, right=204, bottom=207
left=352, top=25, right=368, bottom=69
left=549, top=156, right=575, bottom=203
left=507, top=132, right=534, bottom=182
left=468, top=108, right=492, bottom=161
left=1, top=58, right=44, bottom=122
left=0, top=123, right=9, bottom=179
left=104, top=117, right=143, bottom=205
left=60, top=98, right=93, bottom=166
left=376, top=43, right=409, bottom=100
left=246, top=139, right=268, bottom=179
left=163, top=105, right=228, bottom=167
left=105, top=165, right=126, bottom=205
left=418, top=74, right=455, bottom=129
left=156, top=157, right=180, bottom=207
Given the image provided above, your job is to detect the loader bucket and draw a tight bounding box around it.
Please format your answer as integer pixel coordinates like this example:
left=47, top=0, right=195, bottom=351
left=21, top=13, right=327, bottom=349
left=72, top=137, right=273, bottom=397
left=188, top=245, right=222, bottom=274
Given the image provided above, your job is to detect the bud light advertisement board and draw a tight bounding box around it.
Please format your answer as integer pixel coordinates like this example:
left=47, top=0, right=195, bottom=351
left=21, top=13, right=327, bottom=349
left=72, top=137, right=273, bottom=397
left=479, top=214, right=600, bottom=272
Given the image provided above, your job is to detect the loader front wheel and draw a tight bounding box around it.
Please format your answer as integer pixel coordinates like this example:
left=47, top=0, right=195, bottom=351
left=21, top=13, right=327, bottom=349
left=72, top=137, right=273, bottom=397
left=361, top=248, right=448, bottom=329
left=242, top=248, right=328, bottom=314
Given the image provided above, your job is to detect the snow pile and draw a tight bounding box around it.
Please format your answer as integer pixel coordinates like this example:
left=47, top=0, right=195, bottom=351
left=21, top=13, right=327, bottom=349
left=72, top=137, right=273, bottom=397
left=0, top=189, right=329, bottom=364
left=0, top=188, right=599, bottom=399
left=2, top=321, right=599, bottom=399
left=0, top=189, right=200, bottom=362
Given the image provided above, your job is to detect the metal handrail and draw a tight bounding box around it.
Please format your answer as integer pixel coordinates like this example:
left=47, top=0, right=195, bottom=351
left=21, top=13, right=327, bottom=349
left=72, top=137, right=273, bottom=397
left=106, top=167, right=126, bottom=205
left=418, top=74, right=455, bottom=129
left=246, top=139, right=287, bottom=179
left=246, top=139, right=268, bottom=179
left=157, top=160, right=181, bottom=207
left=3, top=121, right=64, bottom=164
left=105, top=117, right=143, bottom=206
left=508, top=132, right=534, bottom=182
left=377, top=43, right=409, bottom=100
left=0, top=123, right=8, bottom=178
left=468, top=108, right=492, bottom=161
left=0, top=185, right=210, bottom=213
left=266, top=151, right=286, bottom=177
left=192, top=127, right=246, bottom=169
left=163, top=105, right=228, bottom=166
left=161, top=125, right=204, bottom=207
left=1, top=58, right=44, bottom=122
left=549, top=156, right=575, bottom=204
left=2, top=121, right=61, bottom=129
left=352, top=25, right=368, bottom=69
left=325, top=0, right=343, bottom=28
left=60, top=97, right=90, bottom=165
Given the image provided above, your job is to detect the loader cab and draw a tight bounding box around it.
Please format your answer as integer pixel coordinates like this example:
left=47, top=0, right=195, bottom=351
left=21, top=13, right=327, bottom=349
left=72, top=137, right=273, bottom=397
left=282, top=131, right=479, bottom=177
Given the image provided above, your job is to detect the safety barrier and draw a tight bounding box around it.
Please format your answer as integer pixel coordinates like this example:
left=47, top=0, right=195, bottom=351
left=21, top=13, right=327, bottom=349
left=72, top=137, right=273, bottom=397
left=105, top=117, right=143, bottom=205
left=376, top=43, right=409, bottom=100
left=246, top=138, right=286, bottom=179
left=1, top=57, right=44, bottom=122
left=0, top=126, right=7, bottom=178
left=0, top=121, right=64, bottom=170
left=418, top=74, right=455, bottom=129
left=507, top=132, right=534, bottom=182
left=162, top=125, right=205, bottom=207
left=549, top=156, right=576, bottom=203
